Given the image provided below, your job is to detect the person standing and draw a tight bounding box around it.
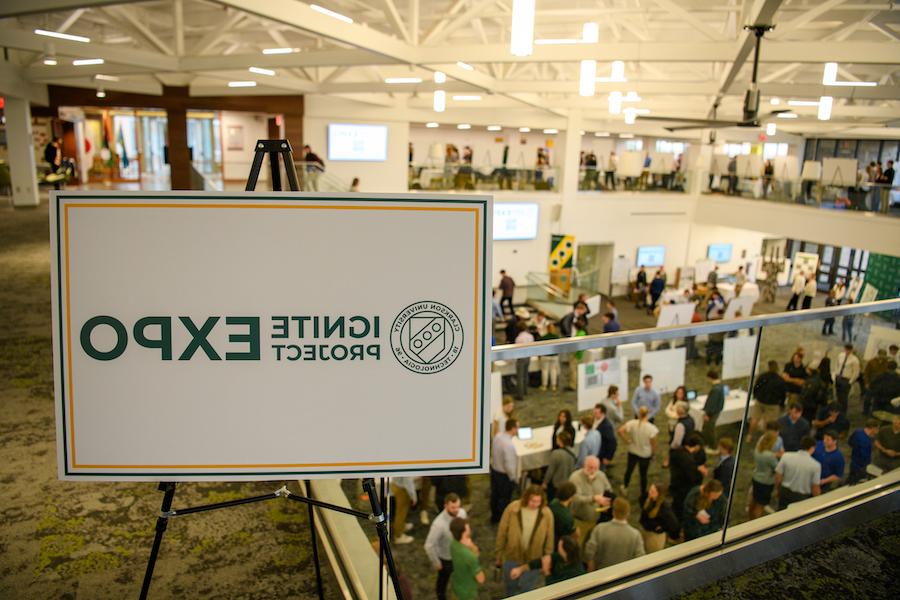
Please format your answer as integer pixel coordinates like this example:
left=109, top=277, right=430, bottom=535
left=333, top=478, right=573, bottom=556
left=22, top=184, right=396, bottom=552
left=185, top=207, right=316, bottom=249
left=634, top=266, right=648, bottom=308
left=424, top=493, right=468, bottom=600
left=863, top=349, right=892, bottom=416
left=43, top=137, right=64, bottom=173
left=584, top=151, right=599, bottom=190
left=648, top=270, right=666, bottom=314
left=601, top=312, right=621, bottom=333
left=669, top=434, right=707, bottom=518
left=734, top=266, right=747, bottom=291
left=841, top=299, right=856, bottom=344
left=775, top=435, right=821, bottom=509
left=638, top=483, right=680, bottom=553
left=543, top=432, right=576, bottom=501
left=569, top=456, right=613, bottom=544
left=551, top=410, right=576, bottom=450
left=559, top=302, right=588, bottom=391
left=682, top=480, right=725, bottom=540
left=831, top=278, right=847, bottom=303
left=495, top=486, right=554, bottom=596
left=593, top=403, right=618, bottom=473
left=782, top=352, right=809, bottom=405
left=749, top=430, right=781, bottom=519
left=390, top=477, right=417, bottom=544
left=707, top=265, right=719, bottom=287
left=539, top=323, right=561, bottom=392
left=448, top=518, right=484, bottom=600
left=490, top=419, right=519, bottom=523
left=669, top=401, right=695, bottom=455
left=777, top=402, right=811, bottom=452
left=605, top=151, right=618, bottom=190
left=786, top=270, right=805, bottom=311
left=701, top=369, right=726, bottom=450
left=727, top=155, right=737, bottom=195
left=546, top=481, right=577, bottom=543
left=631, top=375, right=661, bottom=423
left=302, top=145, right=325, bottom=191
left=876, top=159, right=895, bottom=214
left=513, top=321, right=535, bottom=400
left=822, top=290, right=838, bottom=335
left=831, top=344, right=860, bottom=413
left=602, top=385, right=625, bottom=426
left=748, top=360, right=787, bottom=444
left=847, top=419, right=881, bottom=484
left=873, top=414, right=900, bottom=473
left=812, top=431, right=846, bottom=492
left=575, top=415, right=601, bottom=469
left=713, top=437, right=736, bottom=495
left=584, top=498, right=645, bottom=570
left=801, top=275, right=817, bottom=310
left=498, top=270, right=515, bottom=316
left=618, top=406, right=659, bottom=498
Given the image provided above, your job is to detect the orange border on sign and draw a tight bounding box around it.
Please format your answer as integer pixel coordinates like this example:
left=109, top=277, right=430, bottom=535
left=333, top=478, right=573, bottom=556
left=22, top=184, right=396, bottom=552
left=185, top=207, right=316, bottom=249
left=63, top=201, right=483, bottom=470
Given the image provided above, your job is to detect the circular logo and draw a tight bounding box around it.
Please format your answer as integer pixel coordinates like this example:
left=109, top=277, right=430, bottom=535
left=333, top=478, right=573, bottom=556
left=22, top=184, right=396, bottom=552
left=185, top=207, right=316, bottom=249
left=391, top=301, right=464, bottom=374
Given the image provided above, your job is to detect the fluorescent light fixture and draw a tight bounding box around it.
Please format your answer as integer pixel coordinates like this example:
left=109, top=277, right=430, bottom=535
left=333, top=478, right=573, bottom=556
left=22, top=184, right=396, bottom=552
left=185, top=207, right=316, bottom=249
left=310, top=4, right=353, bottom=24
left=823, top=61, right=877, bottom=87
left=456, top=61, right=474, bottom=71
left=777, top=112, right=798, bottom=119
left=582, top=22, right=599, bottom=44
left=249, top=67, right=276, bottom=76
left=434, top=71, right=446, bottom=84
left=385, top=77, right=423, bottom=84
left=457, top=123, right=471, bottom=130
left=594, top=131, right=610, bottom=137
left=619, top=133, right=634, bottom=139
left=35, top=29, right=90, bottom=43
left=94, top=74, right=119, bottom=82
left=788, top=100, right=819, bottom=107
left=487, top=125, right=502, bottom=131
left=262, top=47, right=298, bottom=54
left=228, top=81, right=257, bottom=87
left=452, top=95, right=482, bottom=101
left=534, top=38, right=581, bottom=45
left=623, top=91, right=641, bottom=102
left=608, top=91, right=623, bottom=115
left=96, top=89, right=106, bottom=98
left=579, top=59, right=597, bottom=96
left=543, top=128, right=558, bottom=134
left=770, top=97, right=781, bottom=105
left=510, top=0, right=536, bottom=57
left=433, top=90, right=446, bottom=112
left=43, top=56, right=58, bottom=66
left=579, top=130, right=585, bottom=135
left=766, top=122, right=776, bottom=136
left=817, top=95, right=833, bottom=121
left=426, top=122, right=439, bottom=128
left=519, top=127, right=531, bottom=132
left=72, top=58, right=104, bottom=66
left=624, top=109, right=636, bottom=125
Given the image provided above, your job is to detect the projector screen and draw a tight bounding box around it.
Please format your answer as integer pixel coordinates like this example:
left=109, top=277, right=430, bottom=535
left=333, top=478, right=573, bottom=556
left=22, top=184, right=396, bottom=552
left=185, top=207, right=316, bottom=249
left=707, top=243, right=733, bottom=263
left=636, top=246, right=665, bottom=267
left=327, top=123, right=388, bottom=161
left=494, top=203, right=539, bottom=241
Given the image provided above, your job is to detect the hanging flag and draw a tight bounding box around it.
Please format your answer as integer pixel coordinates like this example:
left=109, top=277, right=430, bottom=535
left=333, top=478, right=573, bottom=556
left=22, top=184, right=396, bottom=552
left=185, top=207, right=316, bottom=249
left=116, top=125, right=129, bottom=169
left=100, top=111, right=114, bottom=167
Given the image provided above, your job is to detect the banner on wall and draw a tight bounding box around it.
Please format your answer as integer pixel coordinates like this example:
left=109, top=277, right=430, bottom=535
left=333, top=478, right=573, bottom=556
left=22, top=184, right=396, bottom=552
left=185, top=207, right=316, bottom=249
left=50, top=191, right=492, bottom=481
left=549, top=234, right=575, bottom=294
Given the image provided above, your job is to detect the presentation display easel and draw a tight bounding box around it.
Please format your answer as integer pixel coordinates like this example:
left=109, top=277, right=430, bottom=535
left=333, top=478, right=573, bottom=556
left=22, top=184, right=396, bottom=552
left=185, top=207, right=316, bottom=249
left=139, top=140, right=405, bottom=600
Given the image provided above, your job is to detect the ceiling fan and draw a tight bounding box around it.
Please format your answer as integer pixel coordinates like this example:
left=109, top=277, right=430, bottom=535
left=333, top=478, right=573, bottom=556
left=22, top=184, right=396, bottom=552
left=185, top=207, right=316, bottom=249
left=638, top=24, right=790, bottom=131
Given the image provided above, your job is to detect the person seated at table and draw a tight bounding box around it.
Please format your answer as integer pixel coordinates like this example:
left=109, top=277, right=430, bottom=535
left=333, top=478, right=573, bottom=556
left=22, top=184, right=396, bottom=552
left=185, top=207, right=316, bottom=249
left=682, top=480, right=725, bottom=541
left=576, top=415, right=601, bottom=469
left=543, top=432, right=576, bottom=501
left=552, top=409, right=576, bottom=449
left=812, top=403, right=850, bottom=441
left=568, top=456, right=613, bottom=545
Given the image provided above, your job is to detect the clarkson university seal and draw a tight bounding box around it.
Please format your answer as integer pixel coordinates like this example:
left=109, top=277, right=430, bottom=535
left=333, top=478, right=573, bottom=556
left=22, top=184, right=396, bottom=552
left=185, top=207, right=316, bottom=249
left=391, top=301, right=463, bottom=374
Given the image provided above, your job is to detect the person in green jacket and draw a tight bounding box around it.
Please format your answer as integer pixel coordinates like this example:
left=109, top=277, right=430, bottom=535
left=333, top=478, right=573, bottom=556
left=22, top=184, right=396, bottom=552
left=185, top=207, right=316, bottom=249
left=449, top=517, right=484, bottom=600
left=509, top=534, right=585, bottom=586
left=702, top=368, right=726, bottom=450
left=547, top=481, right=577, bottom=543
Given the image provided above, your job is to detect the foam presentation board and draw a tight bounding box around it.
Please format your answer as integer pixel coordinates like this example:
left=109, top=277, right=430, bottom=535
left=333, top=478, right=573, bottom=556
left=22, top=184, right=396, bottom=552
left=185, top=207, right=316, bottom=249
left=50, top=191, right=492, bottom=481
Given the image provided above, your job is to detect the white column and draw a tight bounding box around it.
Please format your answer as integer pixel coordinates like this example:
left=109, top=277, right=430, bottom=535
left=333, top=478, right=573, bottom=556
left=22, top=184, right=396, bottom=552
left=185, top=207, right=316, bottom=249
left=5, top=96, right=39, bottom=207
left=559, top=110, right=583, bottom=203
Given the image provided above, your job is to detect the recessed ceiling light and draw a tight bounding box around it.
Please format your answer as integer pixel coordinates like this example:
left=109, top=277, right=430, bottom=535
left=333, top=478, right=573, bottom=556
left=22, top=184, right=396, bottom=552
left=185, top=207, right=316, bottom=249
left=434, top=71, right=446, bottom=84
left=96, top=89, right=106, bottom=98
left=249, top=67, right=276, bottom=76
left=770, top=97, right=781, bottom=105
left=262, top=47, right=298, bottom=55
left=594, top=132, right=610, bottom=137
left=94, top=74, right=119, bottom=82
left=543, top=128, right=558, bottom=134
left=426, top=122, right=439, bottom=128
left=35, top=29, right=90, bottom=43
left=457, top=123, right=471, bottom=130
left=452, top=95, right=481, bottom=101
left=766, top=123, right=776, bottom=136
left=43, top=56, right=58, bottom=66
left=510, top=0, right=536, bottom=57
left=777, top=112, right=798, bottom=119
left=385, top=77, right=423, bottom=84
left=433, top=90, right=446, bottom=112
left=817, top=96, right=833, bottom=121
left=310, top=4, right=353, bottom=24
left=228, top=81, right=257, bottom=87
left=619, top=133, right=634, bottom=138
left=519, top=127, right=531, bottom=132
left=456, top=61, right=474, bottom=71
left=73, top=58, right=104, bottom=66
left=487, top=125, right=502, bottom=131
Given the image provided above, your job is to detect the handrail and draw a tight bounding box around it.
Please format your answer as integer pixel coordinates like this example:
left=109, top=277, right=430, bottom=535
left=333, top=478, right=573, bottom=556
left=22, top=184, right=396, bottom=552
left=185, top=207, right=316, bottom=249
left=492, top=297, right=900, bottom=360
left=525, top=271, right=566, bottom=299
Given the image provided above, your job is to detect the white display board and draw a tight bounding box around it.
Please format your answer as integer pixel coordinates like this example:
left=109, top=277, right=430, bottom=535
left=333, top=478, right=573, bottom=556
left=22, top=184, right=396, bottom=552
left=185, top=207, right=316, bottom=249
left=859, top=283, right=879, bottom=304
left=494, top=203, right=539, bottom=240
left=723, top=335, right=758, bottom=380
left=773, top=156, right=800, bottom=181
left=612, top=256, right=632, bottom=285
left=649, top=153, right=674, bottom=175
left=586, top=294, right=602, bottom=316
left=656, top=303, right=696, bottom=327
left=327, top=123, right=388, bottom=161
left=617, top=342, right=645, bottom=363
left=639, top=347, right=686, bottom=394
left=801, top=160, right=822, bottom=181
left=736, top=154, right=762, bottom=179
left=491, top=371, right=503, bottom=422
left=695, top=259, right=716, bottom=285
left=712, top=155, right=731, bottom=176
left=791, top=252, right=819, bottom=281
left=50, top=191, right=492, bottom=481
left=864, top=325, right=900, bottom=360
left=822, top=158, right=858, bottom=187
left=577, top=358, right=628, bottom=412
left=619, top=151, right=644, bottom=177
left=724, top=296, right=756, bottom=320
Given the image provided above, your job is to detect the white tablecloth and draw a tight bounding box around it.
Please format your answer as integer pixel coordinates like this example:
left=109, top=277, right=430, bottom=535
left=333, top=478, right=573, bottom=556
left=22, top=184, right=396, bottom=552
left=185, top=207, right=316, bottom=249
left=512, top=425, right=587, bottom=476
left=661, top=289, right=691, bottom=304
left=717, top=282, right=759, bottom=302
left=665, top=389, right=752, bottom=428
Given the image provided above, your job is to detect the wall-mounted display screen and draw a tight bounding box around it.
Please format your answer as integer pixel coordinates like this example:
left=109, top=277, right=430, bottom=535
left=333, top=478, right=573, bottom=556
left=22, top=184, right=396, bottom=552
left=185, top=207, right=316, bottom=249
left=327, top=123, right=388, bottom=161
left=636, top=245, right=665, bottom=267
left=494, top=203, right=539, bottom=240
left=708, top=243, right=733, bottom=263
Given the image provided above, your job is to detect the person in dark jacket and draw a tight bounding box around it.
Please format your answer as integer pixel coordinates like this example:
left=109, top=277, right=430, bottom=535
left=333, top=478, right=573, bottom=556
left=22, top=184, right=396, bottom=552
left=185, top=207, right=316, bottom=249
left=634, top=266, right=648, bottom=308
left=701, top=369, right=725, bottom=450
left=682, top=480, right=725, bottom=541
left=669, top=434, right=707, bottom=518
left=748, top=360, right=787, bottom=445
left=508, top=534, right=585, bottom=586
left=593, top=403, right=618, bottom=472
left=648, top=271, right=666, bottom=314
left=870, top=362, right=900, bottom=413
left=800, top=359, right=832, bottom=423
left=552, top=410, right=576, bottom=450
left=713, top=437, right=736, bottom=495
left=639, top=482, right=680, bottom=552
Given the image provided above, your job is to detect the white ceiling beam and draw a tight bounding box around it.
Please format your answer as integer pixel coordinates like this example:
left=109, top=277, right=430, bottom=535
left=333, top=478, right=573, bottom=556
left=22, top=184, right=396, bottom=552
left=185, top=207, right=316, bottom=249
left=379, top=0, right=412, bottom=44
left=409, top=0, right=419, bottom=45
left=174, top=0, right=185, bottom=56
left=426, top=0, right=499, bottom=46
left=57, top=8, right=86, bottom=33
left=0, top=0, right=139, bottom=18
left=192, top=12, right=246, bottom=54
left=0, top=62, right=49, bottom=104
left=421, top=0, right=468, bottom=45
left=105, top=5, right=174, bottom=56
left=773, top=0, right=847, bottom=39
left=651, top=0, right=728, bottom=42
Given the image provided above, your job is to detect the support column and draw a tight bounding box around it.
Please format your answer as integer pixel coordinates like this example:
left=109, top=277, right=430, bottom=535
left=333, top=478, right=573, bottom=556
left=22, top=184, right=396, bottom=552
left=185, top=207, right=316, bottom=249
left=165, top=106, right=191, bottom=190
left=558, top=110, right=583, bottom=228
left=5, top=96, right=39, bottom=207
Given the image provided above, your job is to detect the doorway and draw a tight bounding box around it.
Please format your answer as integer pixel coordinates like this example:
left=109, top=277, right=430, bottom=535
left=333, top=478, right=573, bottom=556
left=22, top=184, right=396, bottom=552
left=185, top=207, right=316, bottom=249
left=576, top=243, right=615, bottom=296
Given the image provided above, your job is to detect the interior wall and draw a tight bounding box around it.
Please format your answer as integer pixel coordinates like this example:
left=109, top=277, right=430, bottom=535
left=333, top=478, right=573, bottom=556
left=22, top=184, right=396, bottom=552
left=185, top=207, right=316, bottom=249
left=220, top=111, right=269, bottom=181
left=685, top=223, right=776, bottom=272
left=492, top=194, right=561, bottom=287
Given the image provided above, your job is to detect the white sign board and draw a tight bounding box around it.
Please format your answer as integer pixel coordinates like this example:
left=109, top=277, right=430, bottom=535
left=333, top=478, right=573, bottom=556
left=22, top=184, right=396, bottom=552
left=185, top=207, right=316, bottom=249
left=863, top=325, right=900, bottom=360
left=50, top=192, right=492, bottom=481
left=822, top=158, right=858, bottom=187
left=656, top=303, right=696, bottom=328
left=801, top=161, right=822, bottom=181
left=619, top=151, right=644, bottom=177
left=736, top=154, right=762, bottom=179
left=859, top=283, right=879, bottom=304
left=791, top=252, right=819, bottom=282
left=577, top=358, right=627, bottom=412
left=586, top=294, right=602, bottom=316
left=612, top=256, right=632, bottom=285
left=723, top=335, right=758, bottom=380
left=649, top=153, right=674, bottom=175
left=712, top=155, right=731, bottom=176
left=773, top=156, right=800, bottom=181
left=724, top=296, right=756, bottom=320
left=695, top=259, right=716, bottom=285
left=640, top=347, right=686, bottom=394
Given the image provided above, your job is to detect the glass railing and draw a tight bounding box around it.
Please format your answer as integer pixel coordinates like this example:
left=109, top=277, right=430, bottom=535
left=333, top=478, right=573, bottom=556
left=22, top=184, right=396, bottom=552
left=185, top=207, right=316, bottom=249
left=408, top=163, right=560, bottom=192
left=312, top=298, right=900, bottom=599
left=577, top=167, right=689, bottom=193
left=703, top=177, right=900, bottom=218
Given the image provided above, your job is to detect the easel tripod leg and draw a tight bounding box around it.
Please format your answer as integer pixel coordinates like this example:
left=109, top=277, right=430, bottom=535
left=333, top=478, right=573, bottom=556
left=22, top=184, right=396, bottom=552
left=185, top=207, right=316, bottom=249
left=303, top=480, right=325, bottom=600
left=140, top=482, right=177, bottom=600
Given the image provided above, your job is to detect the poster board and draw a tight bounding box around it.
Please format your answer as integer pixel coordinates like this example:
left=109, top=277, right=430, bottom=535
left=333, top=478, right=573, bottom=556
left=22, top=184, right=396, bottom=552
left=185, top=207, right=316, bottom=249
left=50, top=191, right=492, bottom=481
left=736, top=154, right=762, bottom=179
left=577, top=358, right=627, bottom=412
left=724, top=296, right=755, bottom=320
left=863, top=325, right=900, bottom=360
left=773, top=156, right=800, bottom=181
left=821, top=158, right=858, bottom=187
left=859, top=283, right=879, bottom=304
left=656, top=303, right=696, bottom=328
left=619, top=151, right=644, bottom=177
left=612, top=256, right=632, bottom=285
left=712, top=155, right=730, bottom=176
left=791, top=252, right=819, bottom=281
left=695, top=259, right=716, bottom=285
left=639, top=347, right=686, bottom=394
left=586, top=294, right=602, bottom=316
left=649, top=153, right=674, bottom=174
left=801, top=160, right=822, bottom=181
left=723, top=335, right=758, bottom=380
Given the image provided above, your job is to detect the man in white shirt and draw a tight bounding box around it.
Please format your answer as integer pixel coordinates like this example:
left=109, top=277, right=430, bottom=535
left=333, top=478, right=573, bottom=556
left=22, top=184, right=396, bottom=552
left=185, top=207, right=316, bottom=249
left=775, top=435, right=822, bottom=509
left=491, top=419, right=519, bottom=523
left=830, top=278, right=847, bottom=303
left=831, top=344, right=861, bottom=413
left=786, top=270, right=805, bottom=311
left=424, top=492, right=467, bottom=600
left=801, top=275, right=817, bottom=310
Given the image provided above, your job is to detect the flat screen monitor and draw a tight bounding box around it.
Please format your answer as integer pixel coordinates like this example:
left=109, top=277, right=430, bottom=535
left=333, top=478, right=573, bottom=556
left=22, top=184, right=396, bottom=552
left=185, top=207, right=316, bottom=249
left=708, top=243, right=733, bottom=263
left=636, top=245, right=665, bottom=267
left=494, top=203, right=539, bottom=241
left=518, top=427, right=533, bottom=440
left=327, top=123, right=388, bottom=161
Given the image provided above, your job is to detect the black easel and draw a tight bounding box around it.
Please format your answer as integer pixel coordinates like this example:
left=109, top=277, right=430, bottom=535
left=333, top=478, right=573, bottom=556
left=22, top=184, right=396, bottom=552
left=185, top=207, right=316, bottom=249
left=139, top=139, right=405, bottom=600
